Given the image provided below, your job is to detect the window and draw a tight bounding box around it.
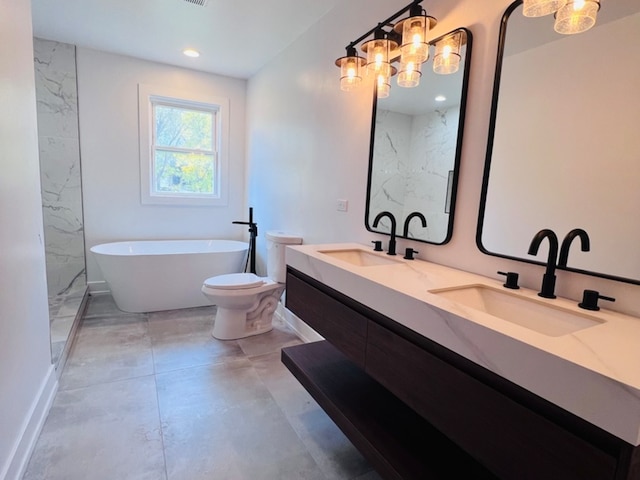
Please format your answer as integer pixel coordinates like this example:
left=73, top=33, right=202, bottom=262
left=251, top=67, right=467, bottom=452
left=152, top=102, right=216, bottom=195
left=139, top=84, right=229, bottom=206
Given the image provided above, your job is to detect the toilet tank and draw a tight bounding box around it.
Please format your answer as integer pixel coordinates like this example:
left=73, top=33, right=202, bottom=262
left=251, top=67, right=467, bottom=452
left=266, top=230, right=303, bottom=283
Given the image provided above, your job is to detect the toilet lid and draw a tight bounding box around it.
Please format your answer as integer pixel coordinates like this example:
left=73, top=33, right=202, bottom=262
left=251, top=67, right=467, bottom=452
left=203, top=273, right=265, bottom=290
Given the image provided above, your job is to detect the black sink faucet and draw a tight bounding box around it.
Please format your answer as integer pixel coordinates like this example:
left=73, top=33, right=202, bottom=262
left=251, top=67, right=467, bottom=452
left=403, top=212, right=427, bottom=238
left=527, top=229, right=559, bottom=299
left=373, top=211, right=397, bottom=255
left=558, top=228, right=590, bottom=267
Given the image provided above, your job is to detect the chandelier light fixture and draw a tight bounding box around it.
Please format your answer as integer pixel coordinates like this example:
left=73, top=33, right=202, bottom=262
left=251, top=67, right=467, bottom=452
left=522, top=0, right=601, bottom=35
left=334, top=0, right=462, bottom=98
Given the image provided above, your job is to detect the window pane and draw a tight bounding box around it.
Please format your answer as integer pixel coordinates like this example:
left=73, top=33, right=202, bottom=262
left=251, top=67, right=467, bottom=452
left=154, top=105, right=213, bottom=151
left=154, top=150, right=215, bottom=194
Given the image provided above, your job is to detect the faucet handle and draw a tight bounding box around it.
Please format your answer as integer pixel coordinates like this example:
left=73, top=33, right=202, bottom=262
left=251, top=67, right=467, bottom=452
left=403, top=248, right=418, bottom=260
left=497, top=271, right=520, bottom=290
left=578, top=290, right=615, bottom=311
left=371, top=240, right=383, bottom=252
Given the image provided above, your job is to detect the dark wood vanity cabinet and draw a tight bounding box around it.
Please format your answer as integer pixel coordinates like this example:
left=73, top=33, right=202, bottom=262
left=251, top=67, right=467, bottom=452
left=283, top=267, right=640, bottom=480
left=284, top=271, right=367, bottom=368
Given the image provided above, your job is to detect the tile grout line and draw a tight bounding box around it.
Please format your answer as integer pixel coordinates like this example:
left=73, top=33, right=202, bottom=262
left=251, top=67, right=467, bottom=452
left=147, top=315, right=170, bottom=480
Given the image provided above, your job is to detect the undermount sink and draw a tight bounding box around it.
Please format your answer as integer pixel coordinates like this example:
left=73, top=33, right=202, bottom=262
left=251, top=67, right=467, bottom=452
left=318, top=249, right=403, bottom=267
left=429, top=284, right=605, bottom=337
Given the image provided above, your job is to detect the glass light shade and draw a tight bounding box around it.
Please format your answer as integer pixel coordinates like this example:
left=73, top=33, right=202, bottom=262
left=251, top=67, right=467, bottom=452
left=335, top=52, right=366, bottom=92
left=376, top=65, right=396, bottom=99
left=554, top=0, right=600, bottom=34
left=522, top=0, right=567, bottom=17
left=397, top=60, right=422, bottom=88
left=376, top=72, right=391, bottom=98
left=363, top=37, right=397, bottom=73
left=400, top=16, right=430, bottom=64
left=433, top=33, right=462, bottom=75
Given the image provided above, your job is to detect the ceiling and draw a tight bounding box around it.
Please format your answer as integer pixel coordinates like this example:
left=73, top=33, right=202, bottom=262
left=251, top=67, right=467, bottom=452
left=30, top=0, right=343, bottom=79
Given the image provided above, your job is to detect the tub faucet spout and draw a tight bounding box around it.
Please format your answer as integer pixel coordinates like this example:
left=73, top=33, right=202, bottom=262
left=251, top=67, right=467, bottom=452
left=372, top=211, right=398, bottom=255
left=527, top=229, right=559, bottom=299
left=403, top=212, right=427, bottom=238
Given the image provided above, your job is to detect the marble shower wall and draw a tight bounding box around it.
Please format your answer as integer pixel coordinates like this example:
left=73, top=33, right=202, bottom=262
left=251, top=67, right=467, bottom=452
left=370, top=106, right=459, bottom=242
left=34, top=38, right=85, bottom=298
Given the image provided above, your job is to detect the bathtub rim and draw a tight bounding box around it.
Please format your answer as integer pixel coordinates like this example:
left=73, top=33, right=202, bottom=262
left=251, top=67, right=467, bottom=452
left=89, top=239, right=250, bottom=257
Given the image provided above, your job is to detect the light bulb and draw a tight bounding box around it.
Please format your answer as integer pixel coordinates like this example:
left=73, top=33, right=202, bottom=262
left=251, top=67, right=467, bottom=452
left=374, top=51, right=384, bottom=68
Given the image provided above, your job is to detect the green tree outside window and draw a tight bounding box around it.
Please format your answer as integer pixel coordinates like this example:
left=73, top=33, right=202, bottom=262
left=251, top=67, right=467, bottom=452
left=152, top=104, right=217, bottom=195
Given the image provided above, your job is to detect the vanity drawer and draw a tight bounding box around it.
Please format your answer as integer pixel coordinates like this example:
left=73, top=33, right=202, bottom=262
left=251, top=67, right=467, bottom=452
left=365, top=320, right=618, bottom=480
left=285, top=269, right=367, bottom=367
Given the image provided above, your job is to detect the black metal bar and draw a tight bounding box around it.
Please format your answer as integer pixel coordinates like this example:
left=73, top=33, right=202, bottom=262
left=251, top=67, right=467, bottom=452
left=248, top=207, right=256, bottom=274
left=232, top=207, right=258, bottom=275
left=346, top=0, right=423, bottom=49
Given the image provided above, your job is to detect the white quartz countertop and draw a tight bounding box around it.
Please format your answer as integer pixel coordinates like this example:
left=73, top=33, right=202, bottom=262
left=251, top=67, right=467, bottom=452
left=286, top=243, right=640, bottom=446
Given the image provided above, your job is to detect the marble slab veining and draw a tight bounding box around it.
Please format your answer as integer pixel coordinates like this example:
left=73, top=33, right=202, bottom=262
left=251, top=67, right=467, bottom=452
left=34, top=37, right=85, bottom=298
left=369, top=107, right=459, bottom=242
left=286, top=243, right=640, bottom=446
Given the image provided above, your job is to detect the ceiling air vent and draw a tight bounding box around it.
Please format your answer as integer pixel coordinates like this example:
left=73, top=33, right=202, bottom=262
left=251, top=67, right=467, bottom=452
left=183, top=0, right=208, bottom=6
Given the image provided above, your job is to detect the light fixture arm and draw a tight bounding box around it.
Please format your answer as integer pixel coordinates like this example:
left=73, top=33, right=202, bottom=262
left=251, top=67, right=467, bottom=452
left=345, top=0, right=424, bottom=50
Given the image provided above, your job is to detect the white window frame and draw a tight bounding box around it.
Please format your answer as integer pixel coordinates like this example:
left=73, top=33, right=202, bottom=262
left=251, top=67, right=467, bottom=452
left=138, top=84, right=229, bottom=206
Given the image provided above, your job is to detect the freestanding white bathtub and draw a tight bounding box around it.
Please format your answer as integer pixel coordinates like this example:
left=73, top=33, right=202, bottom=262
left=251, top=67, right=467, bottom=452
left=90, top=239, right=249, bottom=313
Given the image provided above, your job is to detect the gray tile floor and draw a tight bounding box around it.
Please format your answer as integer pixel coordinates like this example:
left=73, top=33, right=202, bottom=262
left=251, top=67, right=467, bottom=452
left=24, top=294, right=382, bottom=480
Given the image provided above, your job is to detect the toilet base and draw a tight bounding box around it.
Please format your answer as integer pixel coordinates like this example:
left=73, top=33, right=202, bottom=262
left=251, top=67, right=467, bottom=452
left=212, top=285, right=285, bottom=340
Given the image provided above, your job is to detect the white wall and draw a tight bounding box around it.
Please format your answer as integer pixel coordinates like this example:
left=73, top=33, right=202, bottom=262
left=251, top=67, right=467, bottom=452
left=0, top=0, right=57, bottom=478
left=76, top=48, right=248, bottom=284
left=246, top=0, right=377, bottom=265
left=247, top=0, right=640, bottom=317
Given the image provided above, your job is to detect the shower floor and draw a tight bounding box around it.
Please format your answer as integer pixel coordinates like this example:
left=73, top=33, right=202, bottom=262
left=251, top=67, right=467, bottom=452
left=49, top=273, right=88, bottom=369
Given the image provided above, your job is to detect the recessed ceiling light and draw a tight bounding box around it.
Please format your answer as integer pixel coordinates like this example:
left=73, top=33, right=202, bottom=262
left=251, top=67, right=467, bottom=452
left=183, top=48, right=200, bottom=58
left=435, top=95, right=446, bottom=102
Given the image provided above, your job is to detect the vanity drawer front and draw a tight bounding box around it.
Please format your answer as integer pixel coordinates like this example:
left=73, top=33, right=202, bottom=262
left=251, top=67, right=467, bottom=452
left=285, top=270, right=367, bottom=367
left=365, top=321, right=617, bottom=480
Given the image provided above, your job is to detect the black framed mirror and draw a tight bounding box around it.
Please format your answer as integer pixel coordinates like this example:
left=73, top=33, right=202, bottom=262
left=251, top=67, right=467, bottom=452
left=365, top=28, right=472, bottom=244
left=478, top=0, right=640, bottom=285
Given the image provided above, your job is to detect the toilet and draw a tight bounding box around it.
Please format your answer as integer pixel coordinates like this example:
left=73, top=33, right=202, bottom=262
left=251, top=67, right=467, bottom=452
left=201, top=231, right=302, bottom=340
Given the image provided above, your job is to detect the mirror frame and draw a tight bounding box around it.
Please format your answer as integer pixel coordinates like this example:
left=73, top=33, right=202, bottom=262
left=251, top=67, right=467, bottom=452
left=365, top=27, right=473, bottom=245
left=476, top=0, right=640, bottom=286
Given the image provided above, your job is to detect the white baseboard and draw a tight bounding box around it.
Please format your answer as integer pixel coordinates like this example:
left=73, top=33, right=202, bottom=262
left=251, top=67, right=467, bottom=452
left=1, top=366, right=57, bottom=480
left=275, top=303, right=323, bottom=344
left=87, top=280, right=109, bottom=295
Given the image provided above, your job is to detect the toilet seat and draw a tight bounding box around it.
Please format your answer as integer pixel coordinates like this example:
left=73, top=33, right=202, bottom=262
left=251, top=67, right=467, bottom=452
left=203, top=273, right=265, bottom=290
